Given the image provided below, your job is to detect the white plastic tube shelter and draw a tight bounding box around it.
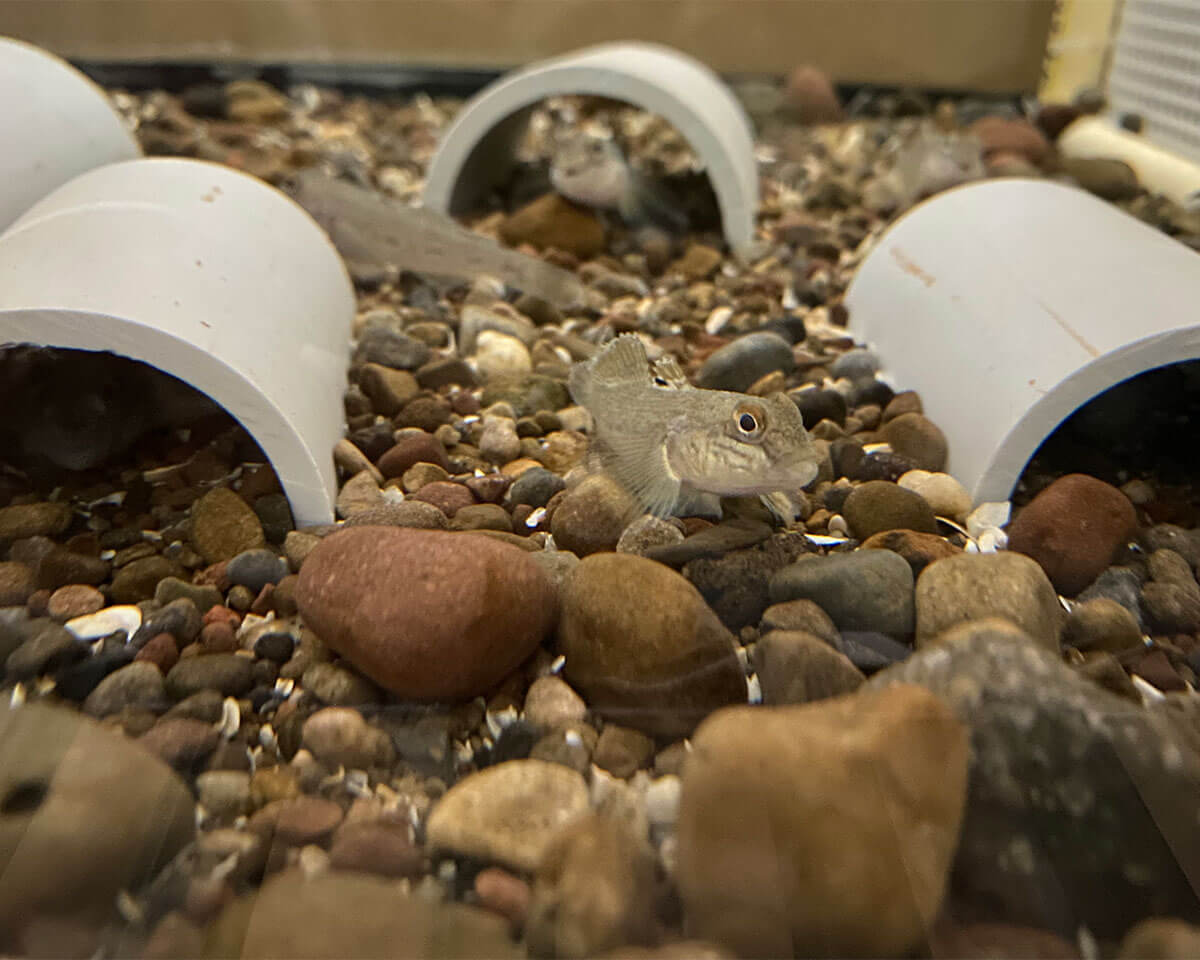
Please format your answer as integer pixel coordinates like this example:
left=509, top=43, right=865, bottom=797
left=844, top=178, right=1200, bottom=505
left=423, top=41, right=759, bottom=257
left=0, top=158, right=355, bottom=526
left=0, top=36, right=141, bottom=231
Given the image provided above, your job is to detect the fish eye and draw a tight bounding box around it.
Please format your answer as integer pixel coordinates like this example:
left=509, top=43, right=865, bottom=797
left=734, top=403, right=766, bottom=437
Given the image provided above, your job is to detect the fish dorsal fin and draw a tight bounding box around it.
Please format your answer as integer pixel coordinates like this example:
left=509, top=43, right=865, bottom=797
left=652, top=354, right=689, bottom=390
left=587, top=334, right=652, bottom=387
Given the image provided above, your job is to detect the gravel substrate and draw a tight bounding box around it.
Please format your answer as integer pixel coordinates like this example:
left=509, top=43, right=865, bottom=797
left=2, top=73, right=1200, bottom=959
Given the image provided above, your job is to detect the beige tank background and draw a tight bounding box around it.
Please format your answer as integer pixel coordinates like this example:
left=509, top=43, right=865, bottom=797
left=0, top=0, right=1054, bottom=92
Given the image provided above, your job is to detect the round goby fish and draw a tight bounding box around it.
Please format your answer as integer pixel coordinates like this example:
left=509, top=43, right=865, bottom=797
left=567, top=334, right=820, bottom=517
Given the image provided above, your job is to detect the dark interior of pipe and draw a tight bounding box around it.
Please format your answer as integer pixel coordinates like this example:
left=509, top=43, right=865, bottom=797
left=1015, top=360, right=1200, bottom=524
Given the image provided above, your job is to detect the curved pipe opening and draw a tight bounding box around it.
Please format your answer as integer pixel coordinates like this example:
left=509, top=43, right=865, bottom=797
left=998, top=343, right=1200, bottom=517
left=423, top=42, right=758, bottom=255
left=0, top=320, right=325, bottom=527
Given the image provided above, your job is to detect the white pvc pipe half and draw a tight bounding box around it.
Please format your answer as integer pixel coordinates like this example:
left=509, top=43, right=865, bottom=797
left=845, top=178, right=1200, bottom=505
left=0, top=158, right=355, bottom=526
left=423, top=41, right=759, bottom=256
left=0, top=36, right=141, bottom=232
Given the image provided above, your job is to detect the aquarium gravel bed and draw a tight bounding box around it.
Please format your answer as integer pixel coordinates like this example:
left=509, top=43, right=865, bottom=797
left=2, top=74, right=1200, bottom=959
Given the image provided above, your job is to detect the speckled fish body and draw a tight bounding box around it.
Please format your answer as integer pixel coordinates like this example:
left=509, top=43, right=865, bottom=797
left=550, top=135, right=689, bottom=233
left=568, top=335, right=820, bottom=517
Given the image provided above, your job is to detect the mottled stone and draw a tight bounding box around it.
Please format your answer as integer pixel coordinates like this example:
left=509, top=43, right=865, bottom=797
left=83, top=661, right=167, bottom=717
left=878, top=414, right=948, bottom=472
left=527, top=814, right=660, bottom=958
left=189, top=488, right=265, bottom=565
left=871, top=619, right=1200, bottom=938
left=677, top=686, right=967, bottom=958
left=769, top=550, right=915, bottom=637
left=550, top=474, right=635, bottom=557
left=859, top=529, right=962, bottom=577
left=0, top=704, right=193, bottom=944
left=165, top=653, right=255, bottom=699
left=426, top=759, right=590, bottom=872
left=559, top=553, right=747, bottom=737
left=915, top=552, right=1063, bottom=650
left=205, top=870, right=519, bottom=959
left=1063, top=597, right=1143, bottom=653
left=301, top=707, right=396, bottom=770
left=0, top=502, right=72, bottom=542
left=756, top=630, right=864, bottom=704
left=843, top=480, right=939, bottom=539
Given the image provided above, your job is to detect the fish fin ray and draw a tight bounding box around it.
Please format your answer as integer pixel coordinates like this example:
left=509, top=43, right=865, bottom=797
left=568, top=334, right=650, bottom=405
left=652, top=355, right=690, bottom=390
left=594, top=428, right=681, bottom=518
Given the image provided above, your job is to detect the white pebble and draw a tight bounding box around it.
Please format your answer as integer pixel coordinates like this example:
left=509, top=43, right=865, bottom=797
left=218, top=697, right=241, bottom=740
left=298, top=845, right=330, bottom=879
left=977, top=527, right=1008, bottom=553
left=65, top=604, right=142, bottom=641
left=557, top=405, right=595, bottom=434
left=898, top=469, right=973, bottom=522
left=827, top=514, right=849, bottom=535
left=473, top=330, right=532, bottom=380
left=747, top=673, right=762, bottom=704
left=967, top=501, right=1011, bottom=538
left=705, top=306, right=733, bottom=335
left=644, top=775, right=682, bottom=828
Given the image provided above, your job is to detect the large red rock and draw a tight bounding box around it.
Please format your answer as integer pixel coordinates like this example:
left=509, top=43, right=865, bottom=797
left=1007, top=474, right=1137, bottom=596
left=969, top=116, right=1052, bottom=167
left=295, top=528, right=555, bottom=700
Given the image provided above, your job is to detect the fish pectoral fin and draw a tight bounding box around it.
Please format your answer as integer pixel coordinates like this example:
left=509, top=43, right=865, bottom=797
left=674, top=485, right=723, bottom=520
left=759, top=491, right=797, bottom=526
left=597, top=429, right=682, bottom=518
left=651, top=355, right=690, bottom=390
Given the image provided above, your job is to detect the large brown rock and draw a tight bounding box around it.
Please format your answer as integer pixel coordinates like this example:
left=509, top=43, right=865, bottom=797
left=526, top=814, right=661, bottom=958
left=1007, top=473, right=1137, bottom=596
left=203, top=869, right=520, bottom=959
left=557, top=553, right=747, bottom=737
left=843, top=480, right=938, bottom=539
left=676, top=686, right=968, bottom=958
left=499, top=193, right=605, bottom=259
left=879, top=413, right=949, bottom=472
left=0, top=703, right=194, bottom=950
left=915, top=552, right=1064, bottom=650
left=871, top=619, right=1200, bottom=939
left=755, top=629, right=864, bottom=705
left=295, top=527, right=555, bottom=700
left=970, top=116, right=1052, bottom=166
